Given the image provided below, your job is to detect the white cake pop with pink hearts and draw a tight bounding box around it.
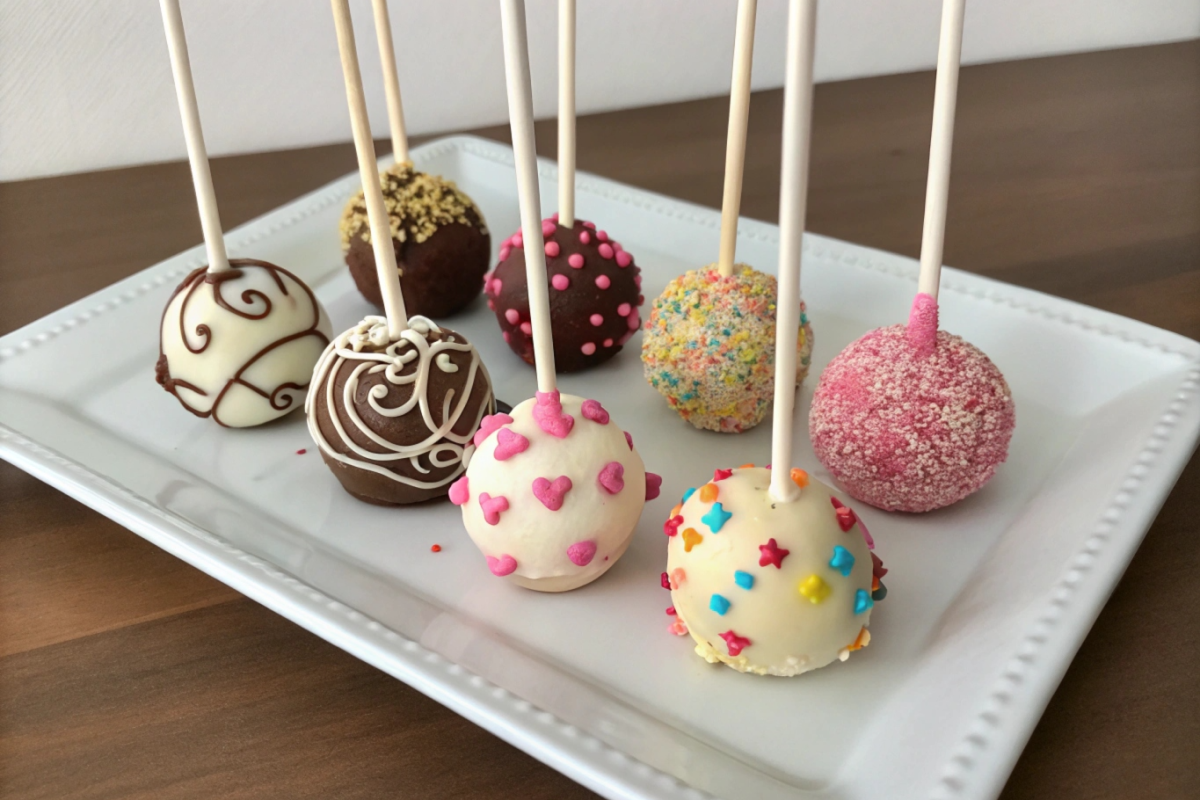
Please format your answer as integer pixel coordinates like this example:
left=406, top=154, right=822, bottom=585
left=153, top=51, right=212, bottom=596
left=453, top=391, right=660, bottom=592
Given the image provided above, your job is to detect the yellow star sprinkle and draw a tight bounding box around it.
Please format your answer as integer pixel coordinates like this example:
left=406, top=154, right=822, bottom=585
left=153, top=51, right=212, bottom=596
left=682, top=528, right=703, bottom=552
left=798, top=574, right=831, bottom=604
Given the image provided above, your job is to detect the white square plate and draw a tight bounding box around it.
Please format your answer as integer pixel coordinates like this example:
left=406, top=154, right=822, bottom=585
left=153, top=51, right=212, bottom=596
left=2, top=136, right=1198, bottom=800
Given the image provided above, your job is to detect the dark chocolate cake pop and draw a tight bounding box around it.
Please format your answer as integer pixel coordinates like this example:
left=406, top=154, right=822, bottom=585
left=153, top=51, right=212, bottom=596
left=305, top=315, right=495, bottom=505
left=340, top=162, right=490, bottom=318
left=486, top=217, right=642, bottom=373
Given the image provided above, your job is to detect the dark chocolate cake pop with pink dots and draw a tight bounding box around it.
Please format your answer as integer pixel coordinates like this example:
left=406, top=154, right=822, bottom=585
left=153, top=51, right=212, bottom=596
left=485, top=216, right=643, bottom=372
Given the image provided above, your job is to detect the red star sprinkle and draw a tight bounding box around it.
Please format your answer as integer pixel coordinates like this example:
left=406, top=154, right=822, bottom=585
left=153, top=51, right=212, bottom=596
left=713, top=468, right=733, bottom=482
left=663, top=515, right=684, bottom=537
left=831, top=496, right=857, bottom=532
left=661, top=572, right=671, bottom=590
left=719, top=630, right=751, bottom=657
left=758, top=538, right=790, bottom=569
left=872, top=552, right=888, bottom=579
left=666, top=606, right=676, bottom=615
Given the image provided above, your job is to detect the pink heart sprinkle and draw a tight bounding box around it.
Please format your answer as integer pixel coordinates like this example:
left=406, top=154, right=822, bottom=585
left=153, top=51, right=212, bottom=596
left=580, top=399, right=610, bottom=424
left=589, top=313, right=603, bottom=327
left=479, top=492, right=509, bottom=526
left=545, top=241, right=560, bottom=257
left=493, top=428, right=530, bottom=461
left=449, top=476, right=470, bottom=506
left=624, top=431, right=633, bottom=450
left=595, top=274, right=610, bottom=289
left=473, top=413, right=513, bottom=446
left=617, top=303, right=631, bottom=317
left=520, top=322, right=532, bottom=335
left=551, top=274, right=569, bottom=291
left=579, top=231, right=591, bottom=244
left=533, top=391, right=574, bottom=438
left=598, top=243, right=614, bottom=259
left=505, top=308, right=520, bottom=324
left=568, top=253, right=585, bottom=269
left=486, top=554, right=518, bottom=577
left=532, top=475, right=573, bottom=511
left=645, top=472, right=662, bottom=500
left=598, top=461, right=625, bottom=494
left=581, top=342, right=596, bottom=355
left=616, top=251, right=632, bottom=268
left=567, top=540, right=597, bottom=567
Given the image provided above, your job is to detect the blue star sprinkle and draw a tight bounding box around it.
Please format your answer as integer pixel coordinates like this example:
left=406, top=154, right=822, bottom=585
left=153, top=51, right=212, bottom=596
left=734, top=570, right=754, bottom=590
left=829, top=545, right=856, bottom=577
left=710, top=594, right=731, bottom=615
left=854, top=589, right=874, bottom=615
left=702, top=502, right=732, bottom=533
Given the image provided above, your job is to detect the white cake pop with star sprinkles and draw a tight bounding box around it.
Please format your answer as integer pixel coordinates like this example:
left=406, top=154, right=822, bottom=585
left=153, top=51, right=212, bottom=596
left=453, top=392, right=660, bottom=592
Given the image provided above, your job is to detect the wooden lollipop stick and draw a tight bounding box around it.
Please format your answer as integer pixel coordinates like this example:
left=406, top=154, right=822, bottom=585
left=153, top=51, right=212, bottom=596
left=716, top=0, right=758, bottom=278
left=916, top=0, right=966, bottom=301
left=371, top=0, right=410, bottom=164
left=331, top=0, right=409, bottom=338
left=500, top=0, right=556, bottom=394
left=768, top=0, right=817, bottom=504
left=159, top=0, right=230, bottom=275
left=557, top=0, right=576, bottom=228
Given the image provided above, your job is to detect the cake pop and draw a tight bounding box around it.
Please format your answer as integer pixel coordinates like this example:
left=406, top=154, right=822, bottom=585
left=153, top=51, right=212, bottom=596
left=339, top=0, right=490, bottom=318
left=642, top=264, right=812, bottom=433
left=641, top=0, right=813, bottom=433
left=459, top=0, right=660, bottom=591
left=486, top=0, right=642, bottom=373
left=154, top=0, right=330, bottom=428
left=809, top=0, right=1014, bottom=513
left=667, top=0, right=885, bottom=675
left=313, top=0, right=495, bottom=506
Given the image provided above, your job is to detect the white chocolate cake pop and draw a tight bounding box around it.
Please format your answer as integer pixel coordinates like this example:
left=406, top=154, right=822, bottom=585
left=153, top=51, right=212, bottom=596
left=453, top=391, right=661, bottom=591
left=156, top=259, right=332, bottom=427
left=664, top=466, right=886, bottom=675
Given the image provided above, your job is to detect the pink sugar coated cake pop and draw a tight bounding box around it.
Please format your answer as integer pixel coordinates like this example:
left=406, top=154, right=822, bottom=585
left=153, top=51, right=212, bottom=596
left=455, top=391, right=661, bottom=592
left=485, top=216, right=643, bottom=373
left=809, top=293, right=1015, bottom=512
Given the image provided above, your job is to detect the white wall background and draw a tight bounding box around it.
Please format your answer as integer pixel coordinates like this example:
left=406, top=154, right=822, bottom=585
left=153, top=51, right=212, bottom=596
left=2, top=0, right=1197, bottom=181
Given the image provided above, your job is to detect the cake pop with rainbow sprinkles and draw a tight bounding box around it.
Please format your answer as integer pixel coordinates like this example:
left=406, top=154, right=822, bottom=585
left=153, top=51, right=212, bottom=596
left=667, top=5, right=885, bottom=675
left=457, top=0, right=660, bottom=592
left=809, top=0, right=1014, bottom=513
left=641, top=0, right=812, bottom=434
left=486, top=0, right=642, bottom=373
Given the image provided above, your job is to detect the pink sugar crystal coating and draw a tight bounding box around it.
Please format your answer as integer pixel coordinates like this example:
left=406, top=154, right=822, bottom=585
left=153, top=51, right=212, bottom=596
left=809, top=314, right=1015, bottom=513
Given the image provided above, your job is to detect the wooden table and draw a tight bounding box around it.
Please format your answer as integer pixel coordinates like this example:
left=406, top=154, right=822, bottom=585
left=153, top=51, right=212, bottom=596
left=2, top=41, right=1198, bottom=799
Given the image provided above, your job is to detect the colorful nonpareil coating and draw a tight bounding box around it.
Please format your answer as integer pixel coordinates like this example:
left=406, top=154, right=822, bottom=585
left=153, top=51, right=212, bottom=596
left=641, top=265, right=813, bottom=433
left=665, top=466, right=886, bottom=676
left=486, top=218, right=642, bottom=373
left=809, top=293, right=1015, bottom=513
left=456, top=392, right=661, bottom=592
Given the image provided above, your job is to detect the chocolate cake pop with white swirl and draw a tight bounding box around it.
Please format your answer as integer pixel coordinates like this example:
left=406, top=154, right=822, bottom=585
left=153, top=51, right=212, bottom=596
left=452, top=392, right=661, bottom=591
left=306, top=315, right=495, bottom=505
left=156, top=259, right=332, bottom=428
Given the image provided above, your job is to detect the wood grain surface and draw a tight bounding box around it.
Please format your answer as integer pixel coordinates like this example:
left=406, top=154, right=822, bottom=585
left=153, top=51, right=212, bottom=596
left=2, top=41, right=1198, bottom=800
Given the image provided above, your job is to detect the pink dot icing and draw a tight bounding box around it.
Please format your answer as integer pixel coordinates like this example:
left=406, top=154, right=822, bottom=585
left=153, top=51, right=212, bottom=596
left=809, top=322, right=1015, bottom=513
left=479, top=493, right=509, bottom=526
left=617, top=303, right=631, bottom=317
left=617, top=330, right=634, bottom=346
left=533, top=390, right=575, bottom=438
left=552, top=274, right=570, bottom=290
left=520, top=322, right=532, bottom=335
left=568, top=253, right=585, bottom=269
left=583, top=221, right=596, bottom=229
left=448, top=476, right=470, bottom=506
left=597, top=230, right=608, bottom=241
left=492, top=277, right=503, bottom=294
left=487, top=299, right=495, bottom=310
left=624, top=431, right=633, bottom=450
left=645, top=472, right=662, bottom=501
left=532, top=475, right=572, bottom=510
left=473, top=413, right=514, bottom=446
left=542, top=220, right=556, bottom=238
left=499, top=246, right=511, bottom=262
left=595, top=274, right=611, bottom=289
left=634, top=274, right=642, bottom=288
left=567, top=540, right=597, bottom=567
left=581, top=342, right=597, bottom=355
left=493, top=428, right=530, bottom=461
left=598, top=243, right=614, bottom=259
left=512, top=232, right=523, bottom=248
left=505, top=308, right=520, bottom=325
left=589, top=313, right=603, bottom=327
left=603, top=338, right=613, bottom=347
left=580, top=231, right=591, bottom=244
left=487, top=554, right=518, bottom=576
left=580, top=399, right=610, bottom=424
left=627, top=313, right=640, bottom=331
left=598, top=461, right=625, bottom=494
left=616, top=250, right=633, bottom=268
left=502, top=331, right=511, bottom=343
left=545, top=241, right=561, bottom=258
